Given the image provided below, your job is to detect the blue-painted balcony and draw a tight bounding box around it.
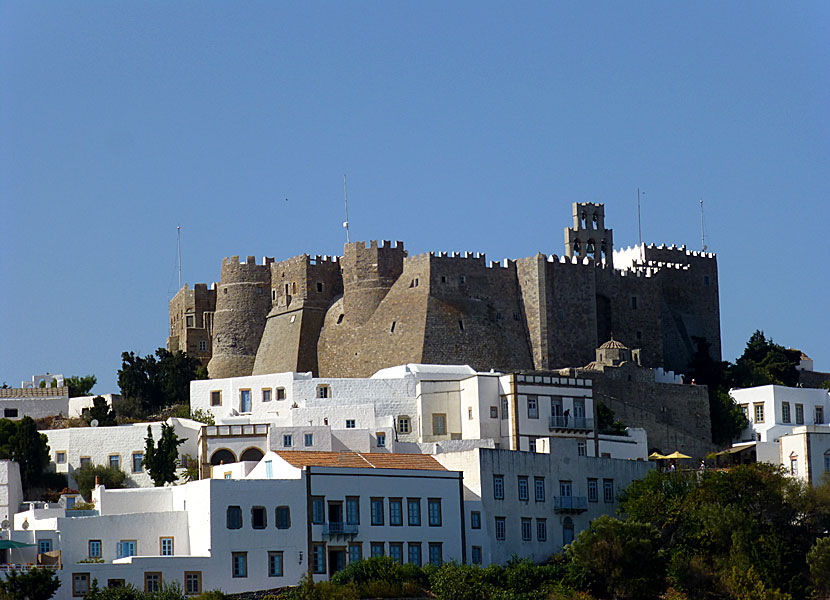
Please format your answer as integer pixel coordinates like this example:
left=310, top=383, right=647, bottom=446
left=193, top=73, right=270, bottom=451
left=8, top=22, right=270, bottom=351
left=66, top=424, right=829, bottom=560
left=553, top=496, right=588, bottom=513
left=322, top=522, right=358, bottom=538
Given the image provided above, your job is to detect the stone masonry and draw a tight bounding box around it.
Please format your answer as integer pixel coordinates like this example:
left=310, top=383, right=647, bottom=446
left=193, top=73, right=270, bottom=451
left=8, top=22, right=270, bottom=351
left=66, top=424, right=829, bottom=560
left=168, top=202, right=722, bottom=380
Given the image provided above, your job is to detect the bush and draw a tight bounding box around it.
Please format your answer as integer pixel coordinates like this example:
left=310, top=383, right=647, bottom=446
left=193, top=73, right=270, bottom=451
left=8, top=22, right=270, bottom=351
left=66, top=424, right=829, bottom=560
left=0, top=567, right=61, bottom=599
left=73, top=464, right=127, bottom=500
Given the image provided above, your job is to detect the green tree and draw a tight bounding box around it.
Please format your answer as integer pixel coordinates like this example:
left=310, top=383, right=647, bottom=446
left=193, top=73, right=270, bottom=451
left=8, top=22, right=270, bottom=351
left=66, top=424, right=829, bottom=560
left=597, top=403, right=627, bottom=436
left=731, top=330, right=801, bottom=388
left=807, top=537, right=830, bottom=598
left=73, top=464, right=127, bottom=501
left=567, top=514, right=665, bottom=600
left=0, top=567, right=60, bottom=599
left=65, top=374, right=97, bottom=397
left=118, top=349, right=206, bottom=414
left=83, top=396, right=117, bottom=426
left=143, top=424, right=186, bottom=486
left=1, top=417, right=50, bottom=492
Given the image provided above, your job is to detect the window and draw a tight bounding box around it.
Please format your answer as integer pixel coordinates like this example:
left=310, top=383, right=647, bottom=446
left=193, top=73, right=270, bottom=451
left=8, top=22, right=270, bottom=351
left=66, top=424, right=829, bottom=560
left=376, top=432, right=386, bottom=447
left=432, top=413, right=447, bottom=436
left=239, top=389, right=251, bottom=412
left=160, top=537, right=174, bottom=556
left=109, top=454, right=120, bottom=470
left=398, top=416, right=411, bottom=434
left=470, top=511, right=481, bottom=529
left=371, top=542, right=384, bottom=558
left=276, top=506, right=290, bottom=529
left=537, top=519, right=547, bottom=542
left=824, top=450, right=830, bottom=474
left=529, top=438, right=537, bottom=453
left=108, top=579, right=125, bottom=588
left=66, top=496, right=76, bottom=509
left=73, top=573, right=90, bottom=597
left=346, top=419, right=356, bottom=429
left=472, top=546, right=482, bottom=564
left=754, top=404, right=764, bottom=423
left=199, top=340, right=207, bottom=352
left=276, top=387, right=286, bottom=400
left=79, top=456, right=91, bottom=468
left=740, top=404, right=749, bottom=420
left=816, top=406, right=825, bottom=425
left=493, top=475, right=504, bottom=499
left=389, top=498, right=402, bottom=526
left=391, top=321, right=397, bottom=333
left=560, top=480, right=572, bottom=497
left=117, top=540, right=136, bottom=558
left=518, top=476, right=529, bottom=501
left=185, top=571, right=202, bottom=595
left=782, top=402, right=791, bottom=424
left=186, top=315, right=195, bottom=327
left=268, top=552, right=283, bottom=577
left=790, top=455, right=798, bottom=476
left=389, top=543, right=403, bottom=563
left=283, top=434, right=293, bottom=448
left=39, top=539, right=52, bottom=553
left=344, top=497, right=359, bottom=525
left=145, top=572, right=162, bottom=593
left=587, top=479, right=598, bottom=502
left=56, top=451, right=66, bottom=464
left=265, top=460, right=273, bottom=479
left=312, top=497, right=325, bottom=524
left=577, top=440, right=587, bottom=456
left=428, top=542, right=442, bottom=566
left=490, top=406, right=499, bottom=419
left=349, top=543, right=362, bottom=563
left=428, top=498, right=442, bottom=526
left=211, top=391, right=222, bottom=407
left=458, top=320, right=465, bottom=331
left=88, top=540, right=102, bottom=559
left=796, top=404, right=804, bottom=424
left=317, top=282, right=324, bottom=293
left=407, top=498, right=421, bottom=526
left=262, top=388, right=272, bottom=402
left=631, top=296, right=638, bottom=309
left=468, top=407, right=473, bottom=420
left=408, top=543, right=421, bottom=565
left=521, top=518, right=532, bottom=541
left=534, top=477, right=545, bottom=502
left=371, top=498, right=384, bottom=525
left=501, top=397, right=508, bottom=419
left=317, top=385, right=330, bottom=398
left=252, top=506, right=267, bottom=529
left=227, top=506, right=242, bottom=529
left=304, top=433, right=314, bottom=447
left=232, top=552, right=247, bottom=578
left=495, top=517, right=506, bottom=540
left=313, top=544, right=326, bottom=573
left=603, top=479, right=614, bottom=503
left=527, top=395, right=538, bottom=419
left=459, top=275, right=466, bottom=284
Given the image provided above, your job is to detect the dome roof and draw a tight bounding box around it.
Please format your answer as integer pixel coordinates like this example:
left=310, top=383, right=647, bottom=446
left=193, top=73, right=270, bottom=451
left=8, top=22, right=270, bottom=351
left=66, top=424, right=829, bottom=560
left=599, top=337, right=628, bottom=350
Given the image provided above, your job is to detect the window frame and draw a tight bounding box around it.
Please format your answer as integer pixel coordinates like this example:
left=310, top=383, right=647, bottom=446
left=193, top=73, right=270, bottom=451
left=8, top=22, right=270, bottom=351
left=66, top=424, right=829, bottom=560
left=407, top=497, right=421, bottom=526
left=132, top=452, right=144, bottom=473
left=231, top=552, right=248, bottom=578
left=184, top=571, right=202, bottom=595
left=603, top=479, right=615, bottom=503
left=88, top=540, right=102, bottom=559
left=371, top=497, right=385, bottom=526
left=428, top=498, right=442, bottom=527
left=428, top=542, right=442, bottom=566
left=398, top=416, right=411, bottom=434
left=587, top=478, right=598, bottom=503
left=521, top=517, right=532, bottom=541
left=159, top=536, right=174, bottom=556
left=72, top=573, right=90, bottom=597
left=251, top=506, right=267, bottom=529
left=276, top=506, right=291, bottom=529
left=227, top=506, right=243, bottom=529
left=313, top=544, right=326, bottom=574
left=537, top=518, right=547, bottom=542
left=389, top=498, right=402, bottom=526
left=470, top=511, right=481, bottom=529
left=144, top=572, right=162, bottom=593
left=495, top=516, right=506, bottom=540
left=262, top=388, right=272, bottom=402
left=268, top=551, right=284, bottom=577
left=534, top=477, right=545, bottom=502
left=210, top=390, right=222, bottom=407
left=493, top=474, right=504, bottom=500
left=518, top=476, right=529, bottom=501
left=527, top=395, right=539, bottom=419
left=432, top=413, right=447, bottom=436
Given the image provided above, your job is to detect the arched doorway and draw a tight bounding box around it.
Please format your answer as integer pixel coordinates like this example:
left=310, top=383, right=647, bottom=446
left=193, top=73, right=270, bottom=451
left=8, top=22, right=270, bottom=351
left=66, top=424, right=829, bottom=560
left=240, top=447, right=264, bottom=462
left=210, top=448, right=236, bottom=466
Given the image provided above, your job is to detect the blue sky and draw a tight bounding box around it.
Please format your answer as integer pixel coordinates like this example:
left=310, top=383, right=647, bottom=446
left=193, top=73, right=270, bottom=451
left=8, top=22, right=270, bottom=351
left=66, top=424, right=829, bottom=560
left=2, top=3, right=828, bottom=393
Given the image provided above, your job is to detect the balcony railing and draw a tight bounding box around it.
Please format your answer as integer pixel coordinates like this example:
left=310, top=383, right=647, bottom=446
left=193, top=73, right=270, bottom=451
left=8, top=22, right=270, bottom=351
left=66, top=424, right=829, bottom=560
left=64, top=510, right=98, bottom=518
left=549, top=416, right=593, bottom=430
left=553, top=496, right=588, bottom=513
left=322, top=522, right=358, bottom=537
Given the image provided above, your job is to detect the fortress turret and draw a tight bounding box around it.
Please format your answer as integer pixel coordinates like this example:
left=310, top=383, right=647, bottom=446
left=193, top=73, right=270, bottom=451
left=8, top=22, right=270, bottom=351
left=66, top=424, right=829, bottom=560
left=340, top=240, right=406, bottom=326
left=564, top=202, right=613, bottom=268
left=207, top=256, right=273, bottom=379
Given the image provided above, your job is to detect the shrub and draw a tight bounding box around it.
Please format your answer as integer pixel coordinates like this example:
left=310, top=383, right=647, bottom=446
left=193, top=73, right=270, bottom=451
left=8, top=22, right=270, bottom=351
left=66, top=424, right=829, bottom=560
left=0, top=567, right=61, bottom=599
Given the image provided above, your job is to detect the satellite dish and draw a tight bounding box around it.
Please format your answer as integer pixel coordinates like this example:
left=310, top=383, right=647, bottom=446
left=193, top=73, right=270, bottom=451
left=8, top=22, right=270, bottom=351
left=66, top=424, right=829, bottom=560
left=21, top=519, right=29, bottom=530
left=90, top=419, right=99, bottom=427
left=1, top=520, right=9, bottom=530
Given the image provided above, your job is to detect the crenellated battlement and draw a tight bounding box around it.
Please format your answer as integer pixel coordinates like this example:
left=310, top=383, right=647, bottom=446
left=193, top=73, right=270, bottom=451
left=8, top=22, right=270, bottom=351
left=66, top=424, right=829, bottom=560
left=222, top=255, right=275, bottom=267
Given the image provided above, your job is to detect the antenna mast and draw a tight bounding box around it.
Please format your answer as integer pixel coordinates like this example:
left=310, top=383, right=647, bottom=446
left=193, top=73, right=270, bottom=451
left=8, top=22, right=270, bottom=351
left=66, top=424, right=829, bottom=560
left=637, top=188, right=644, bottom=261
left=177, top=225, right=182, bottom=288
left=700, top=198, right=707, bottom=252
left=343, top=174, right=351, bottom=244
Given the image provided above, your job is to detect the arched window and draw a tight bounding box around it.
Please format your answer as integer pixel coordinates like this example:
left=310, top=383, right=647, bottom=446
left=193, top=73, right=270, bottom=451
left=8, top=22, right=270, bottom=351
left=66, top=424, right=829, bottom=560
left=240, top=447, right=264, bottom=462
left=586, top=239, right=596, bottom=260
left=573, top=240, right=581, bottom=254
left=211, top=448, right=236, bottom=466
left=580, top=212, right=587, bottom=228
left=789, top=452, right=798, bottom=476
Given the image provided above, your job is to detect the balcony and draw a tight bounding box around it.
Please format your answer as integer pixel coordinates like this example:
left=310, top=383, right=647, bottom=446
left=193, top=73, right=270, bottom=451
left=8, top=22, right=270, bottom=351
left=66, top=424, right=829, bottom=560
left=553, top=496, right=588, bottom=513
left=322, top=522, right=358, bottom=538
left=549, top=416, right=593, bottom=431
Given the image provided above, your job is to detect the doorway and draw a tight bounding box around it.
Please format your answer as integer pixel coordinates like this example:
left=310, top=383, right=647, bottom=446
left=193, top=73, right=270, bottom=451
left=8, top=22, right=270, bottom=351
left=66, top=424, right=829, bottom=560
left=328, top=548, right=346, bottom=575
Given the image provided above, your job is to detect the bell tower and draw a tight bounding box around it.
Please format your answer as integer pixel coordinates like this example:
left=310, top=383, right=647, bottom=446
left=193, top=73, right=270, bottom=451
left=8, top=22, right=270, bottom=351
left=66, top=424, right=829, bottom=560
left=564, top=202, right=613, bottom=267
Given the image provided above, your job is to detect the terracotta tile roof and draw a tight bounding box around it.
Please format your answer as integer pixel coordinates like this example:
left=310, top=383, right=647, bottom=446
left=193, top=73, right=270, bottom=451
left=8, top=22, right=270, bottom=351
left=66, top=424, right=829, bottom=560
left=275, top=451, right=446, bottom=471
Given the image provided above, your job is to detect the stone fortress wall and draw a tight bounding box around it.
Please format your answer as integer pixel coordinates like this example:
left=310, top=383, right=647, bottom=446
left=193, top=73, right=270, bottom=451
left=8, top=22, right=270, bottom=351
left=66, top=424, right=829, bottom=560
left=169, top=202, right=722, bottom=381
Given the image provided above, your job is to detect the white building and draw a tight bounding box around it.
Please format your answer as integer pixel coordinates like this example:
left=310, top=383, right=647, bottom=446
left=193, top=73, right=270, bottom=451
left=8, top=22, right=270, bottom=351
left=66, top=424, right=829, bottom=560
left=779, top=426, right=830, bottom=486
left=44, top=418, right=202, bottom=490
left=191, top=365, right=647, bottom=475
left=0, top=386, right=69, bottom=420
left=6, top=450, right=463, bottom=598
left=435, top=441, right=653, bottom=565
